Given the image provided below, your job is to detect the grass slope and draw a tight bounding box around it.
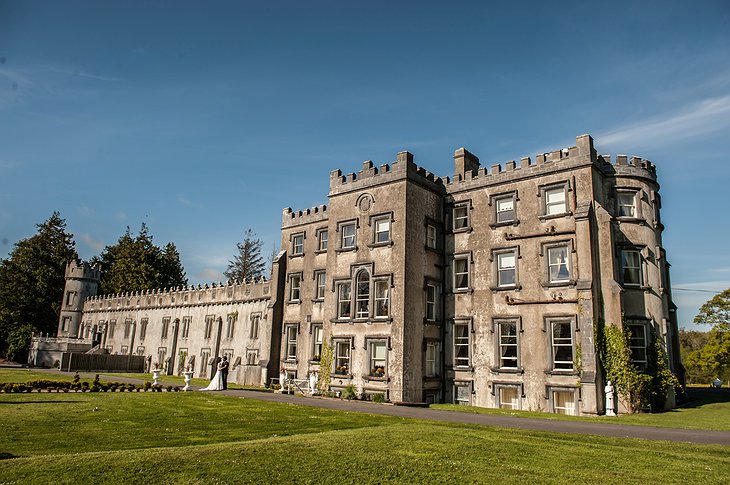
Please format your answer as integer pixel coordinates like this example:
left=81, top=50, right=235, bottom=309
left=0, top=392, right=728, bottom=484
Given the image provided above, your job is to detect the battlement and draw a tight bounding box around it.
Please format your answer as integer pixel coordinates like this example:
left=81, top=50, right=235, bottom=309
left=598, top=154, right=657, bottom=179
left=83, top=277, right=271, bottom=312
left=282, top=204, right=328, bottom=229
left=65, top=259, right=101, bottom=281
left=329, top=151, right=445, bottom=195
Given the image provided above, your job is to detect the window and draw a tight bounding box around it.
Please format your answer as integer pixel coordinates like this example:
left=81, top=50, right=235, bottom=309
left=373, top=216, right=390, bottom=243
left=246, top=349, right=259, bottom=365
left=311, top=324, right=323, bottom=361
left=66, top=291, right=76, bottom=307
left=61, top=316, right=71, bottom=332
left=225, top=314, right=236, bottom=339
left=285, top=325, right=297, bottom=361
left=340, top=222, right=356, bottom=249
left=496, top=250, right=516, bottom=287
left=374, top=279, right=389, bottom=318
left=289, top=273, right=302, bottom=302
left=617, top=191, right=637, bottom=218
left=124, top=319, right=132, bottom=339
left=454, top=382, right=471, bottom=405
left=454, top=321, right=470, bottom=368
left=426, top=284, right=438, bottom=321
left=628, top=323, right=648, bottom=369
left=157, top=347, right=167, bottom=369
left=181, top=316, right=191, bottom=338
left=204, top=315, right=215, bottom=339
left=249, top=314, right=260, bottom=339
left=136, top=346, right=145, bottom=356
left=109, top=319, right=116, bottom=339
left=494, top=193, right=516, bottom=224
left=453, top=255, right=470, bottom=291
left=497, top=386, right=520, bottom=410
left=317, top=229, right=328, bottom=251
left=292, top=233, right=304, bottom=255
left=453, top=203, right=469, bottom=230
left=550, top=319, right=574, bottom=371
left=547, top=245, right=570, bottom=283
left=200, top=349, right=211, bottom=376
left=552, top=389, right=576, bottom=415
left=336, top=281, right=352, bottom=319
left=497, top=320, right=519, bottom=369
left=355, top=270, right=370, bottom=319
left=121, top=345, right=129, bottom=355
left=369, top=341, right=387, bottom=377
left=426, top=224, right=437, bottom=249
left=315, top=271, right=326, bottom=300
left=425, top=342, right=439, bottom=377
left=334, top=340, right=351, bottom=375
left=543, top=184, right=567, bottom=216
left=621, top=250, right=643, bottom=287
left=161, top=317, right=170, bottom=339
left=139, top=318, right=148, bottom=340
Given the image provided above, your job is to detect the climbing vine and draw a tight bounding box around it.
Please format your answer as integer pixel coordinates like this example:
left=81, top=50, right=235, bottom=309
left=595, top=317, right=679, bottom=413
left=317, top=341, right=333, bottom=392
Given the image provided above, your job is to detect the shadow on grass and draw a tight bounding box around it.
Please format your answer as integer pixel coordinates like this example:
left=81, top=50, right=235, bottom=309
left=0, top=400, right=86, bottom=405
left=0, top=452, right=18, bottom=460
left=680, top=387, right=730, bottom=409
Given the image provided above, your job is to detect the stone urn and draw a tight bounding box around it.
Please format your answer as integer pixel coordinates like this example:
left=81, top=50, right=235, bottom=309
left=182, top=371, right=194, bottom=391
left=152, top=369, right=161, bottom=386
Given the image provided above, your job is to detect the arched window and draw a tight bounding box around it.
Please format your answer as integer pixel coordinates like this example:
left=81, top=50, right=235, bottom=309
left=355, top=270, right=370, bottom=318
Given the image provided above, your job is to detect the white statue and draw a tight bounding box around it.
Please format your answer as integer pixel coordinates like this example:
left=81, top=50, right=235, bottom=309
left=713, top=377, right=723, bottom=388
left=309, top=370, right=318, bottom=395
left=279, top=369, right=287, bottom=391
left=605, top=380, right=616, bottom=416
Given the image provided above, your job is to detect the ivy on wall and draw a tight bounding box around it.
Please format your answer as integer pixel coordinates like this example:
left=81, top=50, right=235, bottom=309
left=318, top=341, right=333, bottom=392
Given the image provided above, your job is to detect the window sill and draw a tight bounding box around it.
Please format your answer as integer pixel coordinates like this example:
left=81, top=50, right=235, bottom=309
left=615, top=216, right=646, bottom=224
left=539, top=211, right=573, bottom=221
left=331, top=373, right=352, bottom=379
left=489, top=220, right=520, bottom=229
left=363, top=375, right=388, bottom=382
left=452, top=227, right=473, bottom=234
left=330, top=318, right=353, bottom=324
left=423, top=318, right=441, bottom=326
left=490, top=367, right=524, bottom=375
left=288, top=253, right=304, bottom=259
left=423, top=375, right=441, bottom=382
left=451, top=288, right=473, bottom=295
left=544, top=370, right=578, bottom=376
left=284, top=359, right=298, bottom=364
left=314, top=249, right=328, bottom=255
left=541, top=280, right=576, bottom=289
left=490, top=285, right=521, bottom=292
left=367, top=241, right=394, bottom=249
left=308, top=359, right=321, bottom=365
left=287, top=300, right=302, bottom=305
left=454, top=366, right=474, bottom=372
left=335, top=247, right=357, bottom=253
left=311, top=298, right=325, bottom=303
left=622, top=284, right=651, bottom=291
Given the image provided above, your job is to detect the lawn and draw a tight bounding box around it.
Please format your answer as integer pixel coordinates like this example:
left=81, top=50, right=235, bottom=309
left=0, top=392, right=728, bottom=484
left=431, top=387, right=730, bottom=431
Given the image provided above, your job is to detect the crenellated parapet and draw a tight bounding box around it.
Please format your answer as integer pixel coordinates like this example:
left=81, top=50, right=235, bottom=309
left=83, top=277, right=271, bottom=313
left=329, top=151, right=445, bottom=196
left=65, top=260, right=101, bottom=282
left=598, top=154, right=657, bottom=182
left=282, top=204, right=328, bottom=229
left=445, top=134, right=597, bottom=193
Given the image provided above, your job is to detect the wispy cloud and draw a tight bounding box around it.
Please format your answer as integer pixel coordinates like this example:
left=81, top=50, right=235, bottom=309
left=79, top=233, right=104, bottom=252
left=49, top=68, right=120, bottom=83
left=177, top=195, right=202, bottom=209
left=78, top=205, right=95, bottom=217
left=598, top=95, right=730, bottom=149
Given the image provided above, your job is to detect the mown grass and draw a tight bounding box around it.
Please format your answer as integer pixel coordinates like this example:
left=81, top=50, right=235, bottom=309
left=431, top=387, right=730, bottom=431
left=0, top=392, right=727, bottom=484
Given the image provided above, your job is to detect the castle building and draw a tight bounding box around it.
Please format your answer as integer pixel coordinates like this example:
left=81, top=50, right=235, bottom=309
left=42, top=134, right=680, bottom=415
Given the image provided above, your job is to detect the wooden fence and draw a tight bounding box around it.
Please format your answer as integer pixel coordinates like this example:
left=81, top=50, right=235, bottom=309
left=61, top=353, right=146, bottom=373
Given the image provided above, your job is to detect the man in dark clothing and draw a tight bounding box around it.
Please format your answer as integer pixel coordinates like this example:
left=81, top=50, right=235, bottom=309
left=220, top=356, right=229, bottom=390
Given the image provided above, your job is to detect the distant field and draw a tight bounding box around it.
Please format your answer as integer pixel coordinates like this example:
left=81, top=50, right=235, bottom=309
left=0, top=392, right=727, bottom=484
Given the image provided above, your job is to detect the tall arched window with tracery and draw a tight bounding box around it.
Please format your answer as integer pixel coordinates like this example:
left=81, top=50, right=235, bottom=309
left=356, top=270, right=370, bottom=318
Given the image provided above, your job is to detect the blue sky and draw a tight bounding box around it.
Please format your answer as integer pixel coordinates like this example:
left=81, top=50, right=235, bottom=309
left=1, top=1, right=729, bottom=329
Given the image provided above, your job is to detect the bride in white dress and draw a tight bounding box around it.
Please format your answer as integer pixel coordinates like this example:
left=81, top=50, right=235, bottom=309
left=200, top=358, right=224, bottom=391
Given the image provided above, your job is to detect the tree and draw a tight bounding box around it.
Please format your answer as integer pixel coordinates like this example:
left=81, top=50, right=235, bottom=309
left=0, top=212, right=77, bottom=360
left=224, top=229, right=265, bottom=282
left=694, top=289, right=730, bottom=331
left=94, top=224, right=187, bottom=295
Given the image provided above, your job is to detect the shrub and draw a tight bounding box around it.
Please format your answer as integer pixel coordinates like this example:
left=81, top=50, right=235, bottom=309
left=372, top=393, right=386, bottom=404
left=341, top=384, right=357, bottom=400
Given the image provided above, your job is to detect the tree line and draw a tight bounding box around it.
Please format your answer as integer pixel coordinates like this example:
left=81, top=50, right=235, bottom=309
left=681, top=289, right=730, bottom=384
left=0, top=212, right=269, bottom=362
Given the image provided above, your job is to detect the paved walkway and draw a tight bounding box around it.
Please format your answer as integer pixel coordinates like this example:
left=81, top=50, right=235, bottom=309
left=27, top=369, right=730, bottom=446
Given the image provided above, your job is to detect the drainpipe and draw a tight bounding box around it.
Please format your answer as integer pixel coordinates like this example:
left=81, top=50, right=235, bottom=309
left=168, top=318, right=180, bottom=376
left=212, top=316, right=223, bottom=377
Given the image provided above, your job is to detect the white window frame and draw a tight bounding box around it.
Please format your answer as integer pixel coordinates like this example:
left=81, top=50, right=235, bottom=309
left=284, top=324, right=298, bottom=361
left=317, top=228, right=328, bottom=251
left=426, top=283, right=438, bottom=322
left=617, top=190, right=638, bottom=218
left=340, top=222, right=357, bottom=249
left=453, top=255, right=470, bottom=291
left=314, top=270, right=326, bottom=300
left=334, top=339, right=351, bottom=375
left=291, top=233, right=304, bottom=256
left=426, top=224, right=437, bottom=249
left=289, top=273, right=302, bottom=302
left=496, top=319, right=519, bottom=369
left=311, top=324, right=323, bottom=361
left=551, top=388, right=577, bottom=415
left=372, top=215, right=391, bottom=244
left=495, top=249, right=517, bottom=288
left=368, top=340, right=387, bottom=377
left=453, top=320, right=471, bottom=368
left=453, top=202, right=470, bottom=231
left=336, top=281, right=352, bottom=319
left=425, top=341, right=439, bottom=377
left=627, top=322, right=649, bottom=370
left=496, top=384, right=521, bottom=410
left=542, top=183, right=569, bottom=216
left=355, top=270, right=370, bottom=319
left=493, top=192, right=517, bottom=224
left=546, top=243, right=571, bottom=284
left=549, top=318, right=575, bottom=371
left=373, top=278, right=390, bottom=318
left=621, top=249, right=643, bottom=287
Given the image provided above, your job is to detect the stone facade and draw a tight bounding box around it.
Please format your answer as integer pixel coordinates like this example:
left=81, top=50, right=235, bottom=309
left=48, top=133, right=680, bottom=415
